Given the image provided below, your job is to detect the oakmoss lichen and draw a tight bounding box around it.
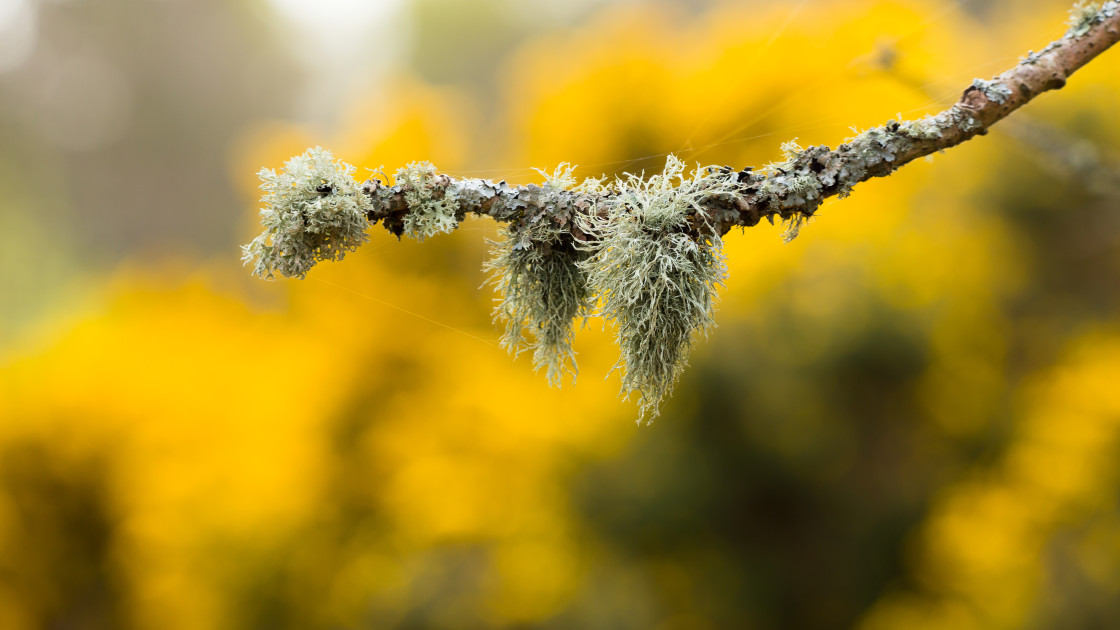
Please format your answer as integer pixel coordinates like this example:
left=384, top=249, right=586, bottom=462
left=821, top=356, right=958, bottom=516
left=579, top=156, right=735, bottom=423
left=395, top=161, right=460, bottom=240
left=242, top=147, right=371, bottom=279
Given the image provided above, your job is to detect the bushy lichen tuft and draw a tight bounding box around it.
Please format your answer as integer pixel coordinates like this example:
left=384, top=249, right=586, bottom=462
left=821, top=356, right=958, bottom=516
left=579, top=156, right=734, bottom=423
left=396, top=161, right=460, bottom=240
left=242, top=147, right=371, bottom=279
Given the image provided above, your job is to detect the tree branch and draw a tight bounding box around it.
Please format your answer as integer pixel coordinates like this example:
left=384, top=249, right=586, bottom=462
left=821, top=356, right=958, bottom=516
left=243, top=1, right=1120, bottom=422
left=360, top=1, right=1119, bottom=239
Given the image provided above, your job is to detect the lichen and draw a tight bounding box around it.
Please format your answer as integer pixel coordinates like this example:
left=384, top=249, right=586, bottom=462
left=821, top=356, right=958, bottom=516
left=485, top=222, right=591, bottom=387
left=1066, top=1, right=1111, bottom=36
left=780, top=138, right=805, bottom=161
left=396, top=161, right=460, bottom=240
left=971, top=78, right=1013, bottom=105
left=485, top=163, right=593, bottom=386
left=534, top=162, right=578, bottom=190
left=756, top=151, right=824, bottom=231
left=579, top=156, right=734, bottom=423
left=900, top=115, right=945, bottom=140
left=242, top=147, right=371, bottom=279
left=782, top=213, right=807, bottom=243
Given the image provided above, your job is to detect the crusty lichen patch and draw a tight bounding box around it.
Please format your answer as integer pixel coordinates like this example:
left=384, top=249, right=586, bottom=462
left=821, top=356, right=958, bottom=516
left=395, top=161, right=461, bottom=241
left=971, top=78, right=1013, bottom=104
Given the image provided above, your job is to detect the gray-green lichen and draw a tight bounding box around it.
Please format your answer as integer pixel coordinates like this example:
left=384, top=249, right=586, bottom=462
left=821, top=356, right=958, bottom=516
left=396, top=161, right=461, bottom=240
left=811, top=109, right=967, bottom=200
left=899, top=115, right=945, bottom=140
left=1068, top=1, right=1117, bottom=37
left=971, top=78, right=1013, bottom=104
left=242, top=147, right=371, bottom=279
left=579, top=156, right=733, bottom=423
left=484, top=164, right=593, bottom=386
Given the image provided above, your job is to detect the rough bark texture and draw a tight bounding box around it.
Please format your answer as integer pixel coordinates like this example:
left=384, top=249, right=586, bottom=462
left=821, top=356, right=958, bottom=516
left=360, top=3, right=1120, bottom=238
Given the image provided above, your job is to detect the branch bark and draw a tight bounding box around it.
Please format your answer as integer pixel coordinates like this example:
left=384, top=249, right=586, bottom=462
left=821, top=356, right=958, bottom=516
left=242, top=2, right=1120, bottom=420
left=360, top=2, right=1120, bottom=238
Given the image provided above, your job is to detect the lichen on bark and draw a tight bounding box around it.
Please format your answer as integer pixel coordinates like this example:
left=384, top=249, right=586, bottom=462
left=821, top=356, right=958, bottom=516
left=242, top=147, right=371, bottom=280
left=484, top=167, right=593, bottom=386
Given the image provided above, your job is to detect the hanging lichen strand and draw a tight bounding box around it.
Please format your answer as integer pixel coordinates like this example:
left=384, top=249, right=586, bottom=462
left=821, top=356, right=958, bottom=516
left=578, top=157, right=733, bottom=422
left=242, top=2, right=1120, bottom=421
left=484, top=165, right=594, bottom=387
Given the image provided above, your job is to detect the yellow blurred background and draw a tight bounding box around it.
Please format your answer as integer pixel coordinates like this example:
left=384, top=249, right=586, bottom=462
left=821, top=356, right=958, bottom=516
left=2, top=0, right=1120, bottom=628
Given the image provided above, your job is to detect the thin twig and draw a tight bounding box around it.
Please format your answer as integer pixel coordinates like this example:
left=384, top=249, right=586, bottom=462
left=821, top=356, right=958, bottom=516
left=360, top=2, right=1120, bottom=238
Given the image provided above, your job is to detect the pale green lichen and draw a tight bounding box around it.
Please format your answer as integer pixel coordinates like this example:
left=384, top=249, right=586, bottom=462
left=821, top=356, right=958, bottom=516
left=756, top=147, right=823, bottom=236
left=485, top=161, right=593, bottom=386
left=396, top=161, right=460, bottom=240
left=242, top=147, right=371, bottom=279
left=971, top=78, right=1013, bottom=105
left=485, top=219, right=591, bottom=387
left=899, top=115, right=945, bottom=140
left=782, top=213, right=808, bottom=243
left=780, top=138, right=805, bottom=161
left=534, top=162, right=579, bottom=190
left=579, top=156, right=734, bottom=423
left=1069, top=1, right=1105, bottom=37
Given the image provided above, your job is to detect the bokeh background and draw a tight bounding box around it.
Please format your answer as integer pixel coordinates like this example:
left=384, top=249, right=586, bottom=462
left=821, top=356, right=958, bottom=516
left=3, top=0, right=1120, bottom=628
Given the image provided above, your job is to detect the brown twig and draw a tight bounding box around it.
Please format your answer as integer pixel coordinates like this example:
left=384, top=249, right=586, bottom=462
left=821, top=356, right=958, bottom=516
left=360, top=2, right=1120, bottom=238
